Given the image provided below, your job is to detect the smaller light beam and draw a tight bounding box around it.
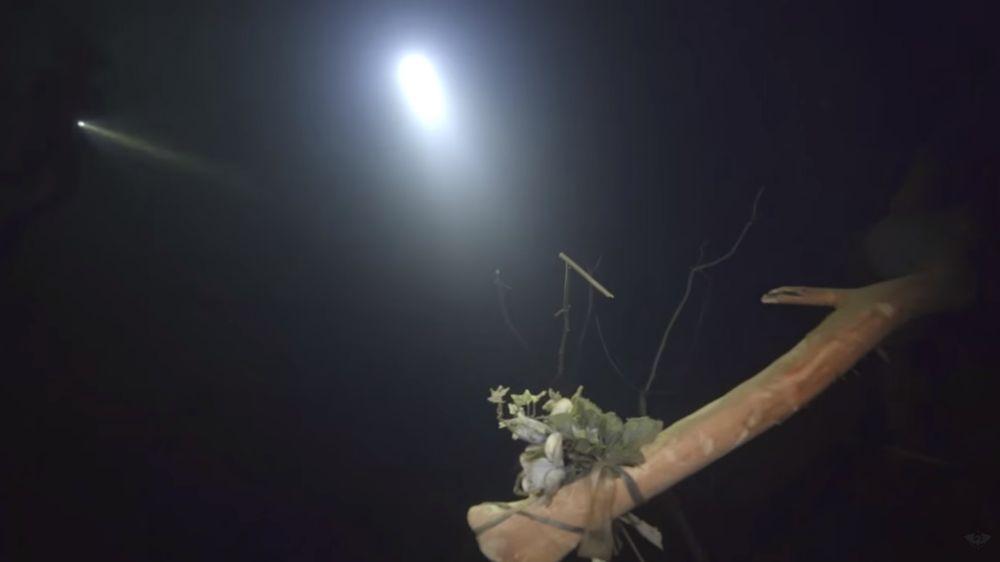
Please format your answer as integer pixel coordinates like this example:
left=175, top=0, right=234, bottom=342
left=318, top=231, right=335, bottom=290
left=77, top=121, right=186, bottom=164
left=396, top=53, right=446, bottom=128
left=76, top=121, right=229, bottom=182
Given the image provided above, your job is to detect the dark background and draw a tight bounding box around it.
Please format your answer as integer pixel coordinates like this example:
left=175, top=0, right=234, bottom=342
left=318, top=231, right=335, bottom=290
left=2, top=1, right=998, bottom=560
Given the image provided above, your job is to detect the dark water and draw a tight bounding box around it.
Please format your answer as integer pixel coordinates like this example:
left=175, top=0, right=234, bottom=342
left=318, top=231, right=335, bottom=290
left=3, top=1, right=998, bottom=560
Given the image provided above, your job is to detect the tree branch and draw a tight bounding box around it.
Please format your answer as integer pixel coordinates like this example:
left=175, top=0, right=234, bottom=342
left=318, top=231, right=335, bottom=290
left=468, top=267, right=973, bottom=562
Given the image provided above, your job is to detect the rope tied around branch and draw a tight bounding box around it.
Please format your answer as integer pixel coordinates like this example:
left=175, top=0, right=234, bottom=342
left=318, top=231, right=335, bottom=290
left=472, top=465, right=658, bottom=561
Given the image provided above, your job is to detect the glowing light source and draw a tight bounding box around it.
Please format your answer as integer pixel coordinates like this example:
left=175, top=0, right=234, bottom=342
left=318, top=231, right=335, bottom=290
left=77, top=120, right=85, bottom=127
left=396, top=52, right=446, bottom=128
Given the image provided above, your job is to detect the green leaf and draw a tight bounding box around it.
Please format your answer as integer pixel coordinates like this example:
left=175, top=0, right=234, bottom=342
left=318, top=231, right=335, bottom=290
left=487, top=385, right=510, bottom=404
left=605, top=445, right=645, bottom=466
left=573, top=439, right=595, bottom=455
left=570, top=394, right=601, bottom=416
left=621, top=417, right=662, bottom=450
left=546, top=412, right=576, bottom=436
left=541, top=389, right=563, bottom=412
left=603, top=416, right=663, bottom=466
left=570, top=395, right=604, bottom=434
left=511, top=389, right=544, bottom=408
left=598, top=411, right=624, bottom=446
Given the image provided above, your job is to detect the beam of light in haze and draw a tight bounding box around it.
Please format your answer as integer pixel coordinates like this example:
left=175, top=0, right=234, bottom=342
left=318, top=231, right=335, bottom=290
left=77, top=120, right=241, bottom=185
left=77, top=121, right=196, bottom=165
left=396, top=53, right=446, bottom=128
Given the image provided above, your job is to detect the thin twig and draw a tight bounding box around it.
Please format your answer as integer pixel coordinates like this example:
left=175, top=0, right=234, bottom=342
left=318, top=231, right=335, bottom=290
left=694, top=188, right=763, bottom=270
left=875, top=346, right=891, bottom=364
left=596, top=315, right=679, bottom=398
left=553, top=262, right=572, bottom=385
left=494, top=269, right=531, bottom=353
left=619, top=524, right=646, bottom=562
left=689, top=270, right=712, bottom=357
left=595, top=316, right=638, bottom=392
left=676, top=268, right=714, bottom=381
left=572, top=257, right=602, bottom=384
left=885, top=445, right=957, bottom=468
left=559, top=252, right=615, bottom=299
left=640, top=187, right=764, bottom=415
left=576, top=256, right=602, bottom=350
left=665, top=491, right=710, bottom=562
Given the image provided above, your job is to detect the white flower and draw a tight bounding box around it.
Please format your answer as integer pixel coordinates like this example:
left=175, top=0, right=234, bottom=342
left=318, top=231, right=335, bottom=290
left=549, top=398, right=573, bottom=415
left=544, top=432, right=564, bottom=465
left=506, top=413, right=551, bottom=444
left=519, top=455, right=565, bottom=495
left=541, top=466, right=565, bottom=497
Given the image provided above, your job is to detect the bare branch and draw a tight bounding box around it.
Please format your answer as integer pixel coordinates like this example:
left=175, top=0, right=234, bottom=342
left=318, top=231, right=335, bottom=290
left=596, top=316, right=679, bottom=398
left=576, top=256, right=602, bottom=350
left=494, top=269, right=531, bottom=354
left=885, top=445, right=957, bottom=468
left=695, top=187, right=764, bottom=270
left=620, top=524, right=646, bottom=562
left=642, top=187, right=764, bottom=415
left=595, top=316, right=639, bottom=393
left=553, top=262, right=572, bottom=385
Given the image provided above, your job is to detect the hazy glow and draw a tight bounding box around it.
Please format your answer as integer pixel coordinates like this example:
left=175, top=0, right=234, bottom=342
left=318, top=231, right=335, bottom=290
left=77, top=121, right=85, bottom=127
left=396, top=53, right=446, bottom=128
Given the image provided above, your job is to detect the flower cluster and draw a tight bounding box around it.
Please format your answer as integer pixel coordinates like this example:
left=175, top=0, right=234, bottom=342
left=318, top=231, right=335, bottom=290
left=487, top=386, right=663, bottom=501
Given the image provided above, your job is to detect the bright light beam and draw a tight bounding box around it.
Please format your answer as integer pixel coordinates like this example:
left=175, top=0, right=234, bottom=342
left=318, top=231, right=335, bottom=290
left=396, top=53, right=446, bottom=129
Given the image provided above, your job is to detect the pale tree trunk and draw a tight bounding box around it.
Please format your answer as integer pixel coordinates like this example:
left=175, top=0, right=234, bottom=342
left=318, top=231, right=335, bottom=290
left=467, top=266, right=974, bottom=562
